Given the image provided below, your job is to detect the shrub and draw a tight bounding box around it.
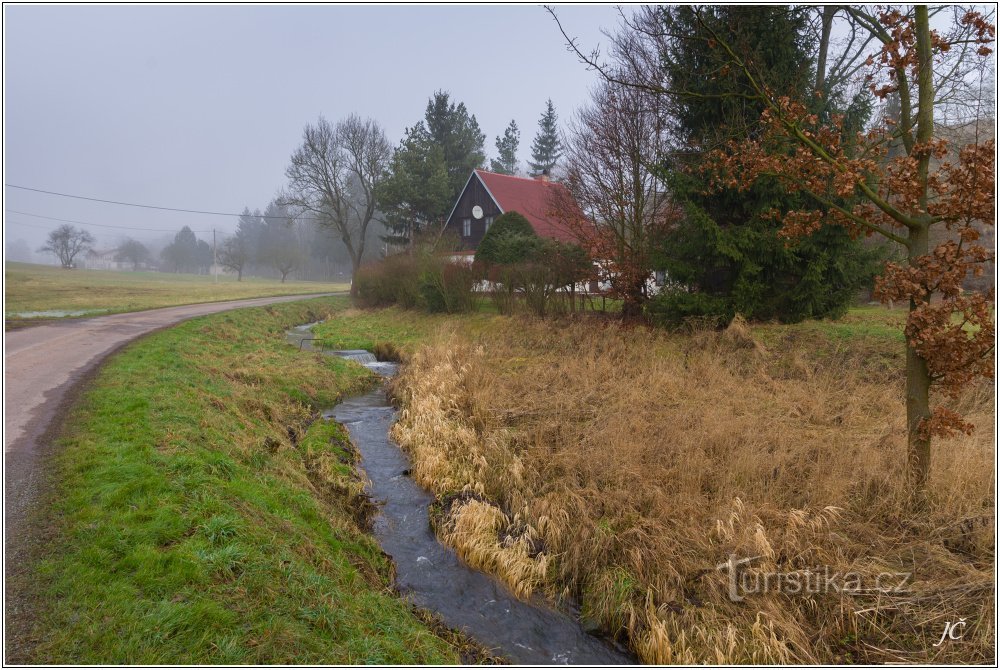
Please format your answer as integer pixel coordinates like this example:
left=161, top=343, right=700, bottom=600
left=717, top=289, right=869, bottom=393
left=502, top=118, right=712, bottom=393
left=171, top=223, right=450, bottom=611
left=354, top=254, right=422, bottom=309
left=419, top=261, right=476, bottom=314
left=355, top=251, right=475, bottom=314
left=475, top=211, right=537, bottom=266
left=645, top=290, right=734, bottom=329
left=480, top=236, right=593, bottom=317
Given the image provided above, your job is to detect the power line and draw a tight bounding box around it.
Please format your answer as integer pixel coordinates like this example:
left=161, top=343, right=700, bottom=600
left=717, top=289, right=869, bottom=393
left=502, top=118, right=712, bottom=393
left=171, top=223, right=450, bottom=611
left=5, top=208, right=213, bottom=233
left=5, top=183, right=317, bottom=221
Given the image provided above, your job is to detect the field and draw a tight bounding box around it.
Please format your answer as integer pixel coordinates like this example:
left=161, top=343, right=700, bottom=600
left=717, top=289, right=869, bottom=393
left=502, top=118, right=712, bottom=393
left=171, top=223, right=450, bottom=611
left=379, top=307, right=993, bottom=664
left=4, top=262, right=349, bottom=326
left=15, top=297, right=478, bottom=664
left=14, top=295, right=992, bottom=664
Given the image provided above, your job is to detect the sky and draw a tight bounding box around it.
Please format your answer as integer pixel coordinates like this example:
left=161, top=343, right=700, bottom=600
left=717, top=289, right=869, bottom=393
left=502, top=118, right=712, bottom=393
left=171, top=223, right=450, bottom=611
left=3, top=3, right=623, bottom=257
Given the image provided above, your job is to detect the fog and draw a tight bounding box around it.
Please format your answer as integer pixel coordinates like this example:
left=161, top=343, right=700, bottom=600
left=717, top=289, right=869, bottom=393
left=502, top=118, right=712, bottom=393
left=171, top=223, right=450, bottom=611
left=4, top=4, right=620, bottom=272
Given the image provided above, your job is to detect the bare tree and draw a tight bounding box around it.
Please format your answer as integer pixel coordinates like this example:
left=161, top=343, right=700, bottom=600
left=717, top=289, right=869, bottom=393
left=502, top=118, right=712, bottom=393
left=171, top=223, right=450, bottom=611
left=283, top=114, right=391, bottom=295
left=217, top=234, right=249, bottom=281
left=114, top=238, right=150, bottom=271
left=258, top=201, right=301, bottom=283
left=39, top=224, right=94, bottom=268
left=559, top=80, right=673, bottom=320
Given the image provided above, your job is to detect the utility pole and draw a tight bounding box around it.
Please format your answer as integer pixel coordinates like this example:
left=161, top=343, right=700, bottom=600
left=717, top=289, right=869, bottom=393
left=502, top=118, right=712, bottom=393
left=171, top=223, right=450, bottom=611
left=212, top=228, right=217, bottom=283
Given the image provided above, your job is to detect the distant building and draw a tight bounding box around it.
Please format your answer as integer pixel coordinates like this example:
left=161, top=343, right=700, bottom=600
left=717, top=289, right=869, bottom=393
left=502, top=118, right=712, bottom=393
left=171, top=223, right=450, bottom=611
left=83, top=248, right=129, bottom=271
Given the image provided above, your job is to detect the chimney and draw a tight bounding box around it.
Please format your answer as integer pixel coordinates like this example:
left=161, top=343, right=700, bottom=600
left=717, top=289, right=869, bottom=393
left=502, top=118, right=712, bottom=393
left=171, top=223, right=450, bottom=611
left=533, top=168, right=551, bottom=182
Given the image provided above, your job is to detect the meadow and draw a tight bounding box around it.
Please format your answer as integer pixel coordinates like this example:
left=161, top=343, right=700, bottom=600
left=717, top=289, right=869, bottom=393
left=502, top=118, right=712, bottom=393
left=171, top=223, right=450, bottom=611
left=4, top=262, right=348, bottom=326
left=383, top=308, right=994, bottom=664
left=16, top=293, right=992, bottom=664
left=16, top=297, right=478, bottom=664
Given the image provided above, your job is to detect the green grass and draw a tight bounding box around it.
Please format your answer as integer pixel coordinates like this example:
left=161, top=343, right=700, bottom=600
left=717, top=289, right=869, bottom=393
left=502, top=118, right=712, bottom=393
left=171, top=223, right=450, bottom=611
left=20, top=294, right=913, bottom=663
left=752, top=305, right=907, bottom=344
left=310, top=305, right=501, bottom=356
left=24, top=296, right=462, bottom=664
left=4, top=262, right=349, bottom=322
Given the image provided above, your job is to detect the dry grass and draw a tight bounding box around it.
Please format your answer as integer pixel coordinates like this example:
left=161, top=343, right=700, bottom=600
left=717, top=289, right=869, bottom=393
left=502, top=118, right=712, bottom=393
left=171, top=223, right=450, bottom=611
left=389, top=316, right=995, bottom=664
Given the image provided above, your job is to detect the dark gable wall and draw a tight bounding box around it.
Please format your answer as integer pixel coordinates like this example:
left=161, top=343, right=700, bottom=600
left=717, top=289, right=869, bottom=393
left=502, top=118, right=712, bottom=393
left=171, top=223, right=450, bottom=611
left=444, top=174, right=503, bottom=251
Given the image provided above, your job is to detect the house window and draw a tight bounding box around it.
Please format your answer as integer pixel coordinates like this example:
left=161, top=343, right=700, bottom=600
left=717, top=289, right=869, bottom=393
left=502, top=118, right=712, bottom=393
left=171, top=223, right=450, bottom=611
left=462, top=218, right=471, bottom=237
left=485, top=216, right=494, bottom=232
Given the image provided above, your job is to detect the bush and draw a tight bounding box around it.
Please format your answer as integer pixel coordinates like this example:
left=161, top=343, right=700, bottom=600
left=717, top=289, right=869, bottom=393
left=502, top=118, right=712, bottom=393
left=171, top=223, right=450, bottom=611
left=355, top=251, right=475, bottom=314
left=475, top=211, right=537, bottom=266
left=419, top=261, right=477, bottom=314
left=479, top=236, right=593, bottom=317
left=354, top=254, right=422, bottom=309
left=645, top=290, right=735, bottom=329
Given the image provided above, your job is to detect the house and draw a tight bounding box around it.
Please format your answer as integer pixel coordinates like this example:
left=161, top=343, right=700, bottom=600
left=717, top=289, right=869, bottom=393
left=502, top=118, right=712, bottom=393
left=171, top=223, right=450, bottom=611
left=443, top=169, right=579, bottom=259
left=83, top=248, right=129, bottom=271
left=441, top=169, right=613, bottom=294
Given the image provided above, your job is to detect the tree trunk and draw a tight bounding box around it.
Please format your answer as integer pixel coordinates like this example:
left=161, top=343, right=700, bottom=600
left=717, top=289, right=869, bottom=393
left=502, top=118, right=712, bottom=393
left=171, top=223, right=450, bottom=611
left=350, top=257, right=361, bottom=298
left=815, top=5, right=836, bottom=99
left=905, top=331, right=932, bottom=489
left=904, top=224, right=932, bottom=491
left=621, top=281, right=645, bottom=322
left=904, top=5, right=934, bottom=493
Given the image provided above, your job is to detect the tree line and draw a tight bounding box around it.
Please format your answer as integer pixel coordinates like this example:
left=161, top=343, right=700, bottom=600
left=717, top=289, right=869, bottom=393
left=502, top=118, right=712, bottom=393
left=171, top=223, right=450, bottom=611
left=38, top=95, right=562, bottom=281
left=275, top=93, right=563, bottom=293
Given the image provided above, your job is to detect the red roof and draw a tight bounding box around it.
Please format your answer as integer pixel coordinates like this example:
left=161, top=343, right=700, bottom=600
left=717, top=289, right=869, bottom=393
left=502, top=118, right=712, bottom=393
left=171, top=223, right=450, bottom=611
left=474, top=169, right=580, bottom=244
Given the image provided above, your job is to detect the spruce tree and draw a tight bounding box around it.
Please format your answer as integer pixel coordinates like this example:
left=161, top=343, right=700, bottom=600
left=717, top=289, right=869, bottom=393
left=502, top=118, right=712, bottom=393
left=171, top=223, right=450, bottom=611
left=651, top=6, right=880, bottom=324
left=490, top=120, right=520, bottom=175
left=423, top=90, right=485, bottom=196
left=378, top=91, right=485, bottom=246
left=377, top=124, right=452, bottom=247
left=528, top=99, right=562, bottom=174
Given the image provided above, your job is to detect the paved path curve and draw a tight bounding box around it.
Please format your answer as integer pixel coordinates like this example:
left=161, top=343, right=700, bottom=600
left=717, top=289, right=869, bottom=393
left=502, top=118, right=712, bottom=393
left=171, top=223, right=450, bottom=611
left=4, top=293, right=342, bottom=642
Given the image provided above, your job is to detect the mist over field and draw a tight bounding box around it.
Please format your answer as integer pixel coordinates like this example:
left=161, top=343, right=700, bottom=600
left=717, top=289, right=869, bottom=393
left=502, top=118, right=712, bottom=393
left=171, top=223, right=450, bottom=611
left=4, top=5, right=618, bottom=269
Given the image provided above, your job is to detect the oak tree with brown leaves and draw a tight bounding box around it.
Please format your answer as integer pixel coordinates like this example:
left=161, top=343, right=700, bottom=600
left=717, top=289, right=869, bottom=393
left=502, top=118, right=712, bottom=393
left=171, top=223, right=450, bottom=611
left=698, top=5, right=996, bottom=491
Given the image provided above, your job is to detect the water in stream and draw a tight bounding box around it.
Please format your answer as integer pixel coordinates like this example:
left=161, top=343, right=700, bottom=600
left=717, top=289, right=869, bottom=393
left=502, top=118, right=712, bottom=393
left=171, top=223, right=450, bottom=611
left=289, top=325, right=632, bottom=664
left=330, top=379, right=632, bottom=665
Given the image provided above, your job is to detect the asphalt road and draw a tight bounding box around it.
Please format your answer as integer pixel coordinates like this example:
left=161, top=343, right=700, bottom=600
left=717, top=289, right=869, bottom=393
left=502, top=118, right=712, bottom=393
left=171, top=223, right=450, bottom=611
left=3, top=292, right=340, bottom=659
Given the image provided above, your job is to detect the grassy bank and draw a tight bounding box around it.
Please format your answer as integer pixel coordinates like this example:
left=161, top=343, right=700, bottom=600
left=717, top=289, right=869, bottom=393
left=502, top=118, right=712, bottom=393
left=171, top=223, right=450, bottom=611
left=4, top=262, right=349, bottom=325
left=308, top=305, right=499, bottom=357
left=20, top=297, right=464, bottom=664
left=386, top=310, right=994, bottom=664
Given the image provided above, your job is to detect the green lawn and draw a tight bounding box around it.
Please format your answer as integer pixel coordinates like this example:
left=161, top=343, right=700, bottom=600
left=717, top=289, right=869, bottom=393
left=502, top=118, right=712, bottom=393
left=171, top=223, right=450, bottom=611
left=751, top=304, right=907, bottom=344
left=4, top=262, right=349, bottom=324
left=309, top=306, right=501, bottom=356
left=21, top=297, right=466, bottom=664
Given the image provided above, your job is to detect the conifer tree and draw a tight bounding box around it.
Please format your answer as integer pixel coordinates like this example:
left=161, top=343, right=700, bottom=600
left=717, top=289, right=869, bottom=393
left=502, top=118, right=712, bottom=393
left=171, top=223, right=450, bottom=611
left=423, top=90, right=485, bottom=195
left=379, top=91, right=486, bottom=247
left=490, top=120, right=520, bottom=175
left=528, top=99, right=562, bottom=173
left=651, top=6, right=880, bottom=324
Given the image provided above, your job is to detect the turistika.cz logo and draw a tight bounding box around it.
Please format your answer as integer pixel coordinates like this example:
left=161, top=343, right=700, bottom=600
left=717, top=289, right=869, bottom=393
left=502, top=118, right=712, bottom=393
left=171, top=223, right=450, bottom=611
left=718, top=555, right=912, bottom=603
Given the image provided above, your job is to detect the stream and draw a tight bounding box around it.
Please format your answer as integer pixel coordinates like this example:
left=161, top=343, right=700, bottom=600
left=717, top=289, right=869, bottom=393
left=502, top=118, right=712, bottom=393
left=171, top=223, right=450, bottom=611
left=289, top=325, right=633, bottom=665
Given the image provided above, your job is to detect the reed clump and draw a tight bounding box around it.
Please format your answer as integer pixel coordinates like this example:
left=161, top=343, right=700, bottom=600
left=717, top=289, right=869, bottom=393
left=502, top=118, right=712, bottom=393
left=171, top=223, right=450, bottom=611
left=389, top=317, right=994, bottom=664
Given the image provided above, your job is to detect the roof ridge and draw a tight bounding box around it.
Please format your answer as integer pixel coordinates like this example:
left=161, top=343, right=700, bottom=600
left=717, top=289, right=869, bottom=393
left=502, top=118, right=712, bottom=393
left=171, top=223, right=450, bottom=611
left=475, top=168, right=548, bottom=183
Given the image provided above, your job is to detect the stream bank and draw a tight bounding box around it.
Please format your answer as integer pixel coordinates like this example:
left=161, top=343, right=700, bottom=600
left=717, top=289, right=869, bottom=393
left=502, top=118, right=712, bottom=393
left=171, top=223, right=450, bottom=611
left=289, top=325, right=632, bottom=664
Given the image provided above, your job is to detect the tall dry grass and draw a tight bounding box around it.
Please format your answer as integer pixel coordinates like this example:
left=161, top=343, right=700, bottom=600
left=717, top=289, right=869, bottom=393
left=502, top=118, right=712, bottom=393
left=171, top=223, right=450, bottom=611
left=389, top=317, right=994, bottom=664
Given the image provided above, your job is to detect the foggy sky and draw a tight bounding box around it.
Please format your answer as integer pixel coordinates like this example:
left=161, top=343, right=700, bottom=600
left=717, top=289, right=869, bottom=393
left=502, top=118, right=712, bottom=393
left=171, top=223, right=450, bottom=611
left=3, top=4, right=622, bottom=258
